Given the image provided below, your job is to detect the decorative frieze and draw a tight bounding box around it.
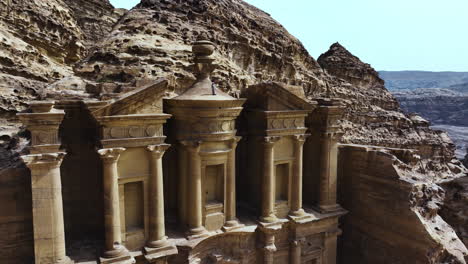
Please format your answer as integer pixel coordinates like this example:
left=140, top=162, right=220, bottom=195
left=103, top=125, right=164, bottom=139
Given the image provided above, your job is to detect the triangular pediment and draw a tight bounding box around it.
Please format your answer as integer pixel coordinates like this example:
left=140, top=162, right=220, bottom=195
left=244, top=82, right=313, bottom=111
left=93, top=78, right=168, bottom=117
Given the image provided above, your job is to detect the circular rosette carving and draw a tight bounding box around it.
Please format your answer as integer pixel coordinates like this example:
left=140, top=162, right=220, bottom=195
left=222, top=121, right=232, bottom=132
left=294, top=119, right=303, bottom=127
left=146, top=125, right=159, bottom=137
left=110, top=127, right=126, bottom=138
left=272, top=119, right=282, bottom=129
left=284, top=119, right=293, bottom=128
left=36, top=132, right=49, bottom=144
left=129, top=126, right=142, bottom=138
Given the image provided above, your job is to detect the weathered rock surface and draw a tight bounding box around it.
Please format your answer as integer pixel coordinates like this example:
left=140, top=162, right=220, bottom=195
left=0, top=0, right=467, bottom=263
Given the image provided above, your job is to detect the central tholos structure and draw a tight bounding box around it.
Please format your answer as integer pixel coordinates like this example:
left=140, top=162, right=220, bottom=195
left=18, top=35, right=346, bottom=264
left=165, top=36, right=245, bottom=236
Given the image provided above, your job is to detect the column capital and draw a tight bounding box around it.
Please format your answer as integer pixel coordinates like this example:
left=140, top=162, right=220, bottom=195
left=262, top=136, right=281, bottom=146
left=292, top=134, right=310, bottom=144
left=180, top=140, right=202, bottom=153
left=147, top=144, right=170, bottom=159
left=229, top=136, right=242, bottom=148
left=321, top=131, right=344, bottom=141
left=98, top=148, right=126, bottom=164
left=21, top=152, right=66, bottom=169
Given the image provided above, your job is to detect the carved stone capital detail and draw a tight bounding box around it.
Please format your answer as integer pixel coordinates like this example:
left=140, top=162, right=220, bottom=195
left=321, top=131, right=344, bottom=141
left=292, top=134, right=309, bottom=144
left=98, top=148, right=126, bottom=164
left=21, top=152, right=66, bottom=169
left=180, top=140, right=202, bottom=153
left=147, top=144, right=170, bottom=159
left=262, top=136, right=281, bottom=147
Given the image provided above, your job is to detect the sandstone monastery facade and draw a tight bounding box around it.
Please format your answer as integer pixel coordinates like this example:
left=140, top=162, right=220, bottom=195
left=18, top=36, right=347, bottom=264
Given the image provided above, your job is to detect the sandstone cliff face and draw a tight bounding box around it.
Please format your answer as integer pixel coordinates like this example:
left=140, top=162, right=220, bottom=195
left=0, top=0, right=122, bottom=119
left=0, top=0, right=467, bottom=263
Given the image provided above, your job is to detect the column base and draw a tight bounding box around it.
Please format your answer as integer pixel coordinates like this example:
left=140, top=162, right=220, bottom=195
left=146, top=237, right=170, bottom=248
left=260, top=214, right=278, bottom=224
left=187, top=226, right=209, bottom=240
left=222, top=220, right=245, bottom=232
left=100, top=245, right=134, bottom=264
left=318, top=204, right=344, bottom=214
left=289, top=208, right=306, bottom=217
left=144, top=244, right=178, bottom=263
left=288, top=212, right=314, bottom=223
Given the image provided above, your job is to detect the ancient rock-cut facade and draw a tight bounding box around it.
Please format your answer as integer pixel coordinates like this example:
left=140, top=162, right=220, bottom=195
left=17, top=36, right=347, bottom=264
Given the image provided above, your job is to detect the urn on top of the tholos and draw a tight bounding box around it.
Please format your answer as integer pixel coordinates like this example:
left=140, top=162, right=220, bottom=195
left=165, top=33, right=246, bottom=238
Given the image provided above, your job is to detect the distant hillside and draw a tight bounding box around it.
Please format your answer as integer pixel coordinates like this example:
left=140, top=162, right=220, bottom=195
left=380, top=71, right=468, bottom=159
left=379, top=71, right=468, bottom=91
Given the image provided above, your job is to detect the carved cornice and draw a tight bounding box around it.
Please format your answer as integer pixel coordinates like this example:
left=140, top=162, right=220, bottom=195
left=98, top=148, right=126, bottom=164
left=21, top=152, right=66, bottom=169
left=147, top=144, right=170, bottom=159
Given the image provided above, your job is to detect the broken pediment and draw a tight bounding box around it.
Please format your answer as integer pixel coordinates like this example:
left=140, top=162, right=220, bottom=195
left=243, top=82, right=315, bottom=111
left=92, top=78, right=168, bottom=117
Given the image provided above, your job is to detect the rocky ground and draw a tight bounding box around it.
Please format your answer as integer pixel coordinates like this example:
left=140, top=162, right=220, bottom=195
left=0, top=0, right=467, bottom=263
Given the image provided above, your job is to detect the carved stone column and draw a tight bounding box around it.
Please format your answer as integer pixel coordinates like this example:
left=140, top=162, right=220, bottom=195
left=182, top=141, right=208, bottom=237
left=261, top=136, right=280, bottom=223
left=224, top=137, right=241, bottom=229
left=22, top=153, right=72, bottom=264
left=145, top=144, right=178, bottom=260
left=290, top=134, right=308, bottom=217
left=98, top=148, right=133, bottom=263
left=318, top=132, right=343, bottom=213
left=146, top=144, right=170, bottom=247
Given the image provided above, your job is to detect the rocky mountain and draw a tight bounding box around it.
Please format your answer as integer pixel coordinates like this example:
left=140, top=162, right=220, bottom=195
left=0, top=0, right=467, bottom=263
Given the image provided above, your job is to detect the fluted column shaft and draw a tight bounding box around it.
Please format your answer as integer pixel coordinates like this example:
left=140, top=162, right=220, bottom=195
left=290, top=135, right=307, bottom=217
left=98, top=148, right=127, bottom=258
left=22, top=153, right=71, bottom=264
left=261, top=136, right=279, bottom=223
left=146, top=144, right=170, bottom=248
left=225, top=137, right=241, bottom=227
left=183, top=141, right=206, bottom=235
